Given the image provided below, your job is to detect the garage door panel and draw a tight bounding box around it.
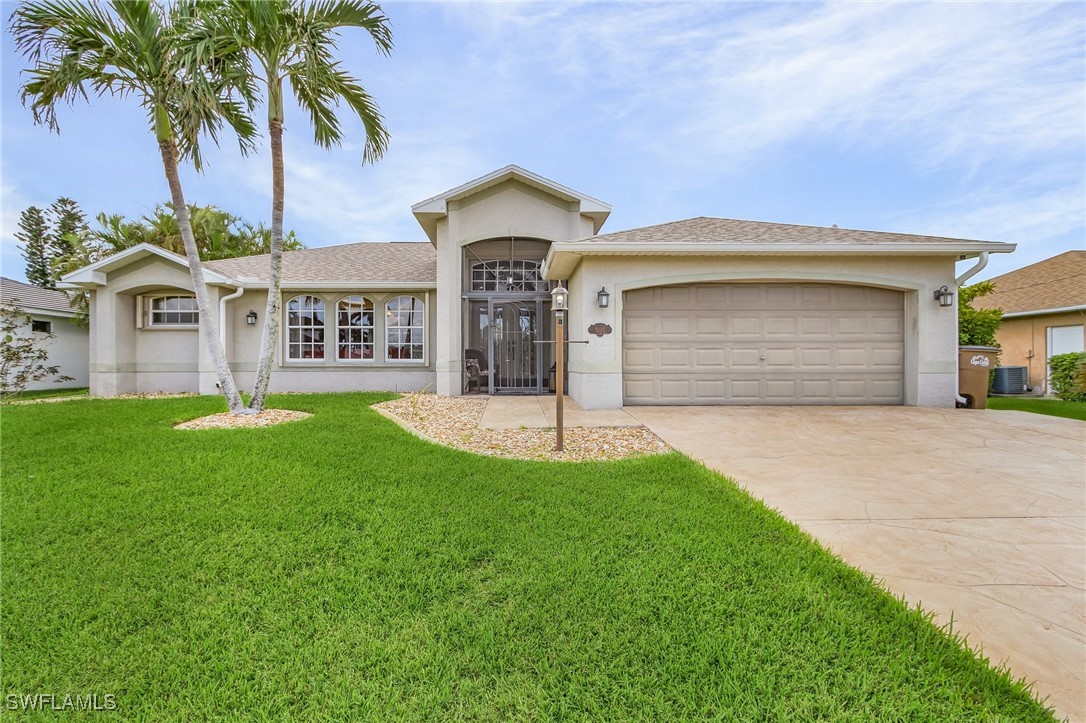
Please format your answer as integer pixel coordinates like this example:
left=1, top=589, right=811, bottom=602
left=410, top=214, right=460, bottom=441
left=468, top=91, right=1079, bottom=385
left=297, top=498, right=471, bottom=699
left=729, top=347, right=762, bottom=367
left=731, top=316, right=762, bottom=336
left=659, top=348, right=691, bottom=368
left=871, top=315, right=904, bottom=336
left=622, top=282, right=905, bottom=406
left=624, top=315, right=657, bottom=338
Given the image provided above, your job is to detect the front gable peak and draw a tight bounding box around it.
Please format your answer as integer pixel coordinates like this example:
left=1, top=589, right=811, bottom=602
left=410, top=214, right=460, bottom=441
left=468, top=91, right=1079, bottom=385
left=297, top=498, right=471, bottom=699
left=411, top=165, right=611, bottom=243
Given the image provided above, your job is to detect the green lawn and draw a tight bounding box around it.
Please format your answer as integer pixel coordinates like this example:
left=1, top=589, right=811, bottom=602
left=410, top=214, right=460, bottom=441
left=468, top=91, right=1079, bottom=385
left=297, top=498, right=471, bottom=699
left=1, top=393, right=1055, bottom=720
left=987, top=396, right=1086, bottom=421
left=1, top=386, right=89, bottom=403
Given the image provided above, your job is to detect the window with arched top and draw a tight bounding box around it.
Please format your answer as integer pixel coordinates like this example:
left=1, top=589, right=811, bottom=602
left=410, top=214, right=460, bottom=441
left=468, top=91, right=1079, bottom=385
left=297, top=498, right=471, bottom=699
left=385, top=295, right=424, bottom=362
left=336, top=295, right=374, bottom=360
left=286, top=295, right=325, bottom=360
left=470, top=260, right=546, bottom=292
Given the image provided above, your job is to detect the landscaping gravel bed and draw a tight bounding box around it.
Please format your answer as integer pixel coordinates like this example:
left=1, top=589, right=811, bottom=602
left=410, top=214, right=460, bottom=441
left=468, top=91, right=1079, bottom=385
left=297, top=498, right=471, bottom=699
left=374, top=394, right=670, bottom=462
left=174, top=409, right=313, bottom=430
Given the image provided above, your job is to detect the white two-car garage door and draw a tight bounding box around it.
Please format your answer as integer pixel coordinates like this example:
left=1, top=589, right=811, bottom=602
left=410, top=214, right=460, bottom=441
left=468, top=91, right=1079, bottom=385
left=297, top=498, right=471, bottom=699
left=623, top=283, right=905, bottom=405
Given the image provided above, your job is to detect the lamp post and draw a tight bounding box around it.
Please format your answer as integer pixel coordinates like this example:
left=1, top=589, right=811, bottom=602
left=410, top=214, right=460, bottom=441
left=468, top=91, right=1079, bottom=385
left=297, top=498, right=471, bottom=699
left=551, top=281, right=568, bottom=452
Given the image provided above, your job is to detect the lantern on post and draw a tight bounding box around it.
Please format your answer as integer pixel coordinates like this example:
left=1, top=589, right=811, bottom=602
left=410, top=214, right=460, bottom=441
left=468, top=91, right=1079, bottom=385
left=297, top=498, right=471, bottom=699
left=551, top=281, right=568, bottom=452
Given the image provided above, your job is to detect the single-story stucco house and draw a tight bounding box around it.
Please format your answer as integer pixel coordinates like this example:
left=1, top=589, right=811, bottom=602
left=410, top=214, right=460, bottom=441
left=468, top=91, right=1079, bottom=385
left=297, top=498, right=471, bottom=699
left=59, top=165, right=1016, bottom=409
left=1, top=276, right=89, bottom=391
left=974, top=250, right=1084, bottom=394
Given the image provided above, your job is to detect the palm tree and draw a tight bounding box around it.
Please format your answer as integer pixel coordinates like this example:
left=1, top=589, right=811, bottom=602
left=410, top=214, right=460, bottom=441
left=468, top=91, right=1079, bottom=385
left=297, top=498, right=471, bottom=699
left=11, top=0, right=256, bottom=413
left=186, top=0, right=391, bottom=412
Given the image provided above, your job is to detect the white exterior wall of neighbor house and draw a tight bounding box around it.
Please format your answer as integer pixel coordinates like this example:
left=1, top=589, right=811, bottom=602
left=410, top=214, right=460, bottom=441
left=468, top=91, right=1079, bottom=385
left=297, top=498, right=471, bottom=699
left=16, top=312, right=89, bottom=391
left=563, top=254, right=959, bottom=410
left=1, top=277, right=89, bottom=391
left=433, top=179, right=597, bottom=396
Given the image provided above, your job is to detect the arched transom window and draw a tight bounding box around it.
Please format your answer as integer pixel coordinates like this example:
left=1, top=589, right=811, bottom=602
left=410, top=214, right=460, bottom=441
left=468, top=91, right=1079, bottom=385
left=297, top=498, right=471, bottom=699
left=337, top=295, right=374, bottom=360
left=286, top=295, right=325, bottom=359
left=386, top=295, right=424, bottom=361
left=471, top=259, right=546, bottom=292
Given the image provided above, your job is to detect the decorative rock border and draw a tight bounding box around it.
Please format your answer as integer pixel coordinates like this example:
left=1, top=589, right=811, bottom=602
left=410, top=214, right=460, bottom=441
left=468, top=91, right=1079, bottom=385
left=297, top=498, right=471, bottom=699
left=374, top=394, right=671, bottom=462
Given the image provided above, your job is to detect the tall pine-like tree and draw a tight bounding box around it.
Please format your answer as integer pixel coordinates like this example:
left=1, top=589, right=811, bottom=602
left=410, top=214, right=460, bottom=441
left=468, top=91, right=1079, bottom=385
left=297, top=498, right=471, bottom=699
left=49, top=197, right=89, bottom=260
left=15, top=206, right=53, bottom=288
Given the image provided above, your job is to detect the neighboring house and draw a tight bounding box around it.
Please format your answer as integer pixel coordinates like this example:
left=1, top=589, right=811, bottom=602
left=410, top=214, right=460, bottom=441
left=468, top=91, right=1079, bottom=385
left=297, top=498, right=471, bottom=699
left=973, top=251, right=1085, bottom=394
left=59, top=165, right=1015, bottom=409
left=0, top=276, right=90, bottom=391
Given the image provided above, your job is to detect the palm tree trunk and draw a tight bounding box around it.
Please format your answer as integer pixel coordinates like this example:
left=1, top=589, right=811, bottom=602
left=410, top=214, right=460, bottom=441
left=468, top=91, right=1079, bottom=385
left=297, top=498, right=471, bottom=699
left=248, top=118, right=285, bottom=412
left=158, top=139, right=245, bottom=413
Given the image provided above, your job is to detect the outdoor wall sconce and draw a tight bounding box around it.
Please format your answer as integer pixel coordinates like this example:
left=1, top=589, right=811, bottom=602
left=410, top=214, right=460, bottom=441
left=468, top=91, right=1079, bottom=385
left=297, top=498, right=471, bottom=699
left=933, top=286, right=954, bottom=307
left=597, top=286, right=610, bottom=308
left=246, top=309, right=258, bottom=325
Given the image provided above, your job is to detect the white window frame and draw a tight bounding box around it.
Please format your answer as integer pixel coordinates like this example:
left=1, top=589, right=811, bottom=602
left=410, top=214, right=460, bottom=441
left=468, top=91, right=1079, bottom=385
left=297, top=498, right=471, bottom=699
left=385, top=295, right=425, bottom=363
left=147, top=295, right=199, bottom=327
left=335, top=295, right=375, bottom=362
left=285, top=294, right=326, bottom=362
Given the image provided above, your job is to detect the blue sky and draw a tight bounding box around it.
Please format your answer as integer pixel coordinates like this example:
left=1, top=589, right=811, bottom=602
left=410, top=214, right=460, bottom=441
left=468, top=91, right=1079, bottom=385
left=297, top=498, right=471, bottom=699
left=2, top=2, right=1083, bottom=284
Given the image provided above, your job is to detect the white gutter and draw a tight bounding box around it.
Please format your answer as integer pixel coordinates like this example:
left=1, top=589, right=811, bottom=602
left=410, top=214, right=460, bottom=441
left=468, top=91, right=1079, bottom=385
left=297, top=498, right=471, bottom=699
left=955, top=251, right=989, bottom=286
left=954, top=251, right=990, bottom=407
left=219, top=285, right=246, bottom=348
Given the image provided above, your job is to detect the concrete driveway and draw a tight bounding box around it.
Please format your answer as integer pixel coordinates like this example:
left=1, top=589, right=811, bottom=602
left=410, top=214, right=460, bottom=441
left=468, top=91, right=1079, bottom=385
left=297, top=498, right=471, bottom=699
left=625, top=405, right=1085, bottom=722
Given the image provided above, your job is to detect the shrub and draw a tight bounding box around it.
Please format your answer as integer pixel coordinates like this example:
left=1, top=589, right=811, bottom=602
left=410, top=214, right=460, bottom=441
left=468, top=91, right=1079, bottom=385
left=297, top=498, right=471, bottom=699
left=958, top=281, right=1002, bottom=347
left=1048, top=352, right=1086, bottom=402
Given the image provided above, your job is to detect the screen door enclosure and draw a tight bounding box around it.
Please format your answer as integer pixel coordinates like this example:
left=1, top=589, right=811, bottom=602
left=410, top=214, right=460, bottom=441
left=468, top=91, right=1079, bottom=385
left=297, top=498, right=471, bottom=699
left=467, top=299, right=546, bottom=394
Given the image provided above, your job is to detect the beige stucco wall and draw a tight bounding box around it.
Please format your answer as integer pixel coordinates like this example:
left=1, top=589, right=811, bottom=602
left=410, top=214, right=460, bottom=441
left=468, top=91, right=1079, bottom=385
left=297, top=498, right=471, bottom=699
left=88, top=261, right=438, bottom=396
left=996, top=311, right=1086, bottom=393
left=563, top=254, right=959, bottom=410
left=434, top=179, right=597, bottom=396
left=224, top=288, right=436, bottom=394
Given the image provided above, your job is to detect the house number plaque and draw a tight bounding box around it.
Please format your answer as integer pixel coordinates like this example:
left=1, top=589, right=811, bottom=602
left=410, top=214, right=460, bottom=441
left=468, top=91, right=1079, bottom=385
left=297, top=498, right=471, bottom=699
left=588, top=323, right=612, bottom=337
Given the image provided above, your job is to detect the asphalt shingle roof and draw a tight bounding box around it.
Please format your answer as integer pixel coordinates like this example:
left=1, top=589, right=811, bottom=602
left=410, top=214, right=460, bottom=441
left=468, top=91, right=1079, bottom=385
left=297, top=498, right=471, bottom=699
left=972, top=250, right=1085, bottom=314
left=569, top=216, right=1007, bottom=247
left=0, top=277, right=76, bottom=315
left=204, top=242, right=436, bottom=284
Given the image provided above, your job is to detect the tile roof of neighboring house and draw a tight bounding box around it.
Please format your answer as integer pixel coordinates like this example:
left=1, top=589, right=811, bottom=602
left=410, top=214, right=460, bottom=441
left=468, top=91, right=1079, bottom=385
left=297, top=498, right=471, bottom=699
left=972, top=250, right=1085, bottom=314
left=0, top=277, right=77, bottom=315
left=569, top=216, right=1008, bottom=247
left=204, top=242, right=436, bottom=284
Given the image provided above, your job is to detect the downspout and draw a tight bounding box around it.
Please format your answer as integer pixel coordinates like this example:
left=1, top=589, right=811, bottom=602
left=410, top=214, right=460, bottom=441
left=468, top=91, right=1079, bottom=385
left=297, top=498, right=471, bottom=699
left=953, top=252, right=990, bottom=406
left=955, top=251, right=989, bottom=286
left=219, top=285, right=245, bottom=351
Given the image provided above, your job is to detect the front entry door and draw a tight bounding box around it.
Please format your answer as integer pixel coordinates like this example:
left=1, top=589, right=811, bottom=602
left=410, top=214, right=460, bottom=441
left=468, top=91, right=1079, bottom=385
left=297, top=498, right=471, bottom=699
left=490, top=299, right=544, bottom=393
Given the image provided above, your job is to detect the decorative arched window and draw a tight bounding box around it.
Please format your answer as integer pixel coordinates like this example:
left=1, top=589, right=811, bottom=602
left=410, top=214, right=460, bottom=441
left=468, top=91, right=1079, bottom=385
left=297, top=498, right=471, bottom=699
left=470, top=260, right=546, bottom=292
left=286, top=295, right=325, bottom=360
left=385, top=295, right=424, bottom=361
left=336, top=295, right=374, bottom=360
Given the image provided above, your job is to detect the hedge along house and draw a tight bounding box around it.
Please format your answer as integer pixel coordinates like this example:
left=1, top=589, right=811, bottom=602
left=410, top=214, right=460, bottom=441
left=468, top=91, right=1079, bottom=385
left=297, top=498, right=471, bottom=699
left=60, top=165, right=1015, bottom=408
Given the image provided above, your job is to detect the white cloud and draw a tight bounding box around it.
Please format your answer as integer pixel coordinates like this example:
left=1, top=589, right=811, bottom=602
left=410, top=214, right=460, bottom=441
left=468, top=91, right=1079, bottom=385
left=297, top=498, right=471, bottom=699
left=437, top=2, right=1083, bottom=174
left=216, top=132, right=489, bottom=245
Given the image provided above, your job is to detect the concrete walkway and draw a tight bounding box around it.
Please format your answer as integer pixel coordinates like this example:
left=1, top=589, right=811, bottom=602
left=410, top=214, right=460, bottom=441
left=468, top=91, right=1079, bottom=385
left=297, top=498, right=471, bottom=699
left=479, top=395, right=641, bottom=429
left=625, top=405, right=1085, bottom=722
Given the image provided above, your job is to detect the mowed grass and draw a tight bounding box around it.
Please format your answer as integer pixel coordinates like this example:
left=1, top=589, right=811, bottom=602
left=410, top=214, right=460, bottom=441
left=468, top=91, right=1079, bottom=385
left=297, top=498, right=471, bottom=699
left=1, top=386, right=88, bottom=402
left=1, top=393, right=1055, bottom=720
left=987, top=395, right=1086, bottom=421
